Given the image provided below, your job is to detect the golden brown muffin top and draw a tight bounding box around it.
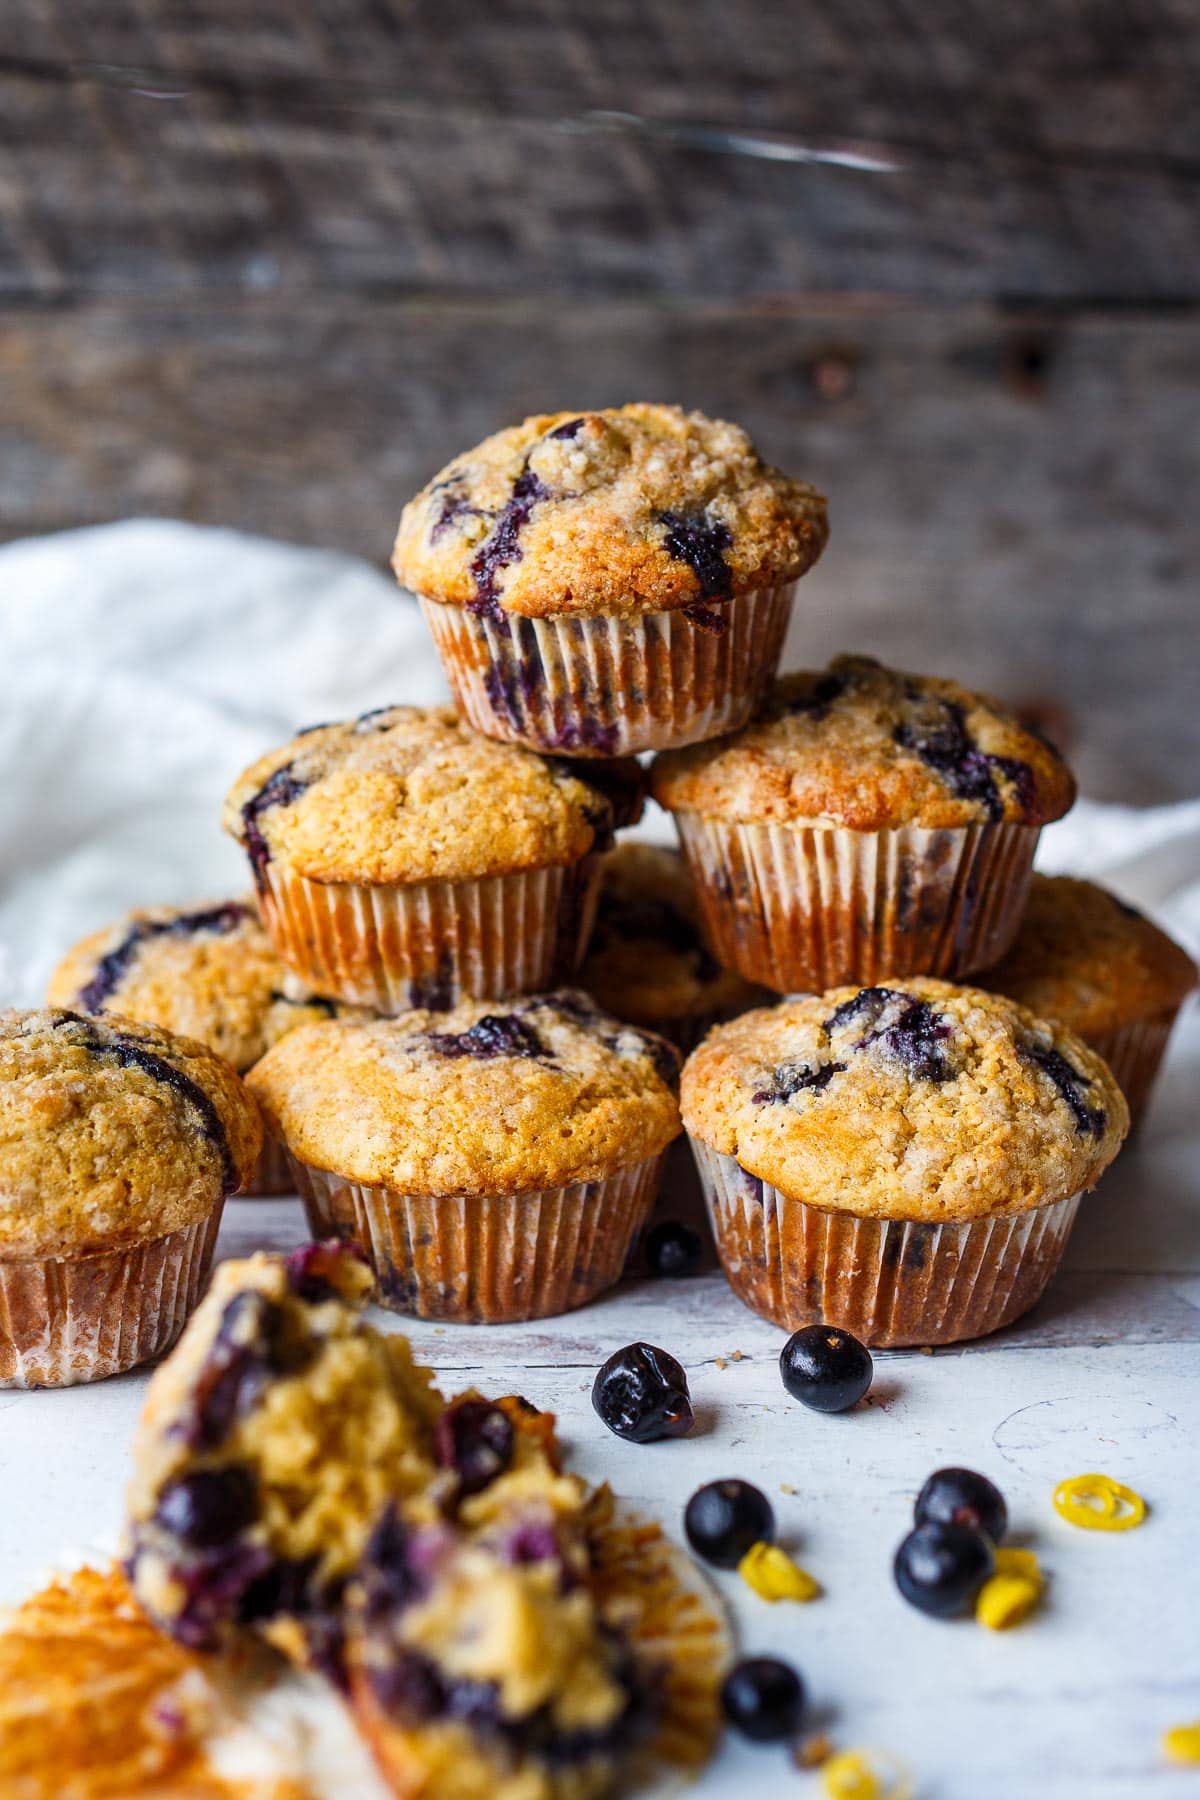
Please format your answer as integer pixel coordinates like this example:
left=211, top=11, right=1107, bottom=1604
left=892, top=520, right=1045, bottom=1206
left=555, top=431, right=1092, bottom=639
left=392, top=404, right=828, bottom=619
left=578, top=843, right=767, bottom=1033
left=46, top=898, right=371, bottom=1074
left=247, top=992, right=681, bottom=1194
left=987, top=875, right=1198, bottom=1037
left=222, top=705, right=624, bottom=887
left=0, top=1009, right=262, bottom=1257
left=681, top=979, right=1127, bottom=1221
left=651, top=655, right=1076, bottom=830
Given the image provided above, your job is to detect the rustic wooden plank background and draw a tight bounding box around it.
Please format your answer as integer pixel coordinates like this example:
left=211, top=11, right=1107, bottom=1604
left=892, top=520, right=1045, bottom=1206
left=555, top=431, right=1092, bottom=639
left=1, top=0, right=1197, bottom=800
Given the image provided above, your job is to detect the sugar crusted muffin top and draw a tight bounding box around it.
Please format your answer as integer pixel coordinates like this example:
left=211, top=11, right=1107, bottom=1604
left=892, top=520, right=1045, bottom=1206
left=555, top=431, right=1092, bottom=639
left=393, top=404, right=828, bottom=620
left=986, top=875, right=1198, bottom=1038
left=222, top=704, right=626, bottom=886
left=681, top=979, right=1127, bottom=1221
left=0, top=1009, right=262, bottom=1256
left=651, top=654, right=1076, bottom=830
left=579, top=843, right=766, bottom=1032
left=46, top=898, right=370, bottom=1074
left=247, top=991, right=681, bottom=1194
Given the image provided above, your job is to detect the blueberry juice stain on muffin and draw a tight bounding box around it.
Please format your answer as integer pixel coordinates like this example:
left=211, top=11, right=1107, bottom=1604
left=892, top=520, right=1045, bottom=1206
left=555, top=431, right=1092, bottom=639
left=893, top=692, right=1036, bottom=823
left=77, top=902, right=252, bottom=1012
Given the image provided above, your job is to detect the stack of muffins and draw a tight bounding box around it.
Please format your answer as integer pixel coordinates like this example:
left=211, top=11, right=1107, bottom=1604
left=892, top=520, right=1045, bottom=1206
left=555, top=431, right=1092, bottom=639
left=3, top=403, right=1195, bottom=1387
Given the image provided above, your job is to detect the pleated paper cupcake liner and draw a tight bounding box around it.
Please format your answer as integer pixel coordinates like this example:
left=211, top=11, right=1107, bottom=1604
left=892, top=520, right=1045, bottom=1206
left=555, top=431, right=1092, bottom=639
left=0, top=1208, right=223, bottom=1388
left=1083, top=1007, right=1180, bottom=1130
left=672, top=812, right=1041, bottom=993
left=254, top=854, right=603, bottom=1015
left=418, top=582, right=797, bottom=757
left=289, top=1150, right=667, bottom=1323
left=244, top=1132, right=295, bottom=1197
left=689, top=1138, right=1082, bottom=1347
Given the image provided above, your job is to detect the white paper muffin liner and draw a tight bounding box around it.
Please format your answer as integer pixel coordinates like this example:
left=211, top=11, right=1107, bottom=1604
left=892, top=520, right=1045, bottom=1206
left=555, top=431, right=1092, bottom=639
left=689, top=1138, right=1083, bottom=1347
left=0, top=1207, right=223, bottom=1388
left=289, top=1149, right=666, bottom=1323
left=1083, top=1008, right=1179, bottom=1129
left=254, top=854, right=603, bottom=1015
left=672, top=813, right=1041, bottom=993
left=418, top=582, right=797, bottom=756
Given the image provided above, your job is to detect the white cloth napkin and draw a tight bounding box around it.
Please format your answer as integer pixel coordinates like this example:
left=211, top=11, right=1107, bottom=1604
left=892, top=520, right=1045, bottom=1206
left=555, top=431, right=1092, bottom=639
left=2, top=519, right=1198, bottom=1007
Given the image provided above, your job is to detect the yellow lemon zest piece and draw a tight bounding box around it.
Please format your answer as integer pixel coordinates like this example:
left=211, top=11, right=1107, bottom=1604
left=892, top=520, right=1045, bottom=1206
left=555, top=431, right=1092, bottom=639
left=737, top=1540, right=821, bottom=1602
left=994, top=1546, right=1042, bottom=1581
left=1163, top=1722, right=1200, bottom=1765
left=1053, top=1474, right=1146, bottom=1532
left=976, top=1572, right=1041, bottom=1630
left=820, top=1748, right=913, bottom=1800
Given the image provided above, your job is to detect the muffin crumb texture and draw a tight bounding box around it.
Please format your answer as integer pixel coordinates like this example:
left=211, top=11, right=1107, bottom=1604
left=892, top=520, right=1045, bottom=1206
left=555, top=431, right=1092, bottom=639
left=393, top=404, right=828, bottom=618
left=681, top=979, right=1127, bottom=1220
left=652, top=655, right=1076, bottom=829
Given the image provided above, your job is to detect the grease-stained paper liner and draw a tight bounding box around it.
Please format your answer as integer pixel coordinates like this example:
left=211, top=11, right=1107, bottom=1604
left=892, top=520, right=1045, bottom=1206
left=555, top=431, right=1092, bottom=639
left=1083, top=1008, right=1180, bottom=1130
left=254, top=854, right=603, bottom=1015
left=419, top=582, right=796, bottom=757
left=290, top=1150, right=666, bottom=1323
left=689, top=1138, right=1082, bottom=1348
left=0, top=1208, right=222, bottom=1388
left=673, top=812, right=1041, bottom=994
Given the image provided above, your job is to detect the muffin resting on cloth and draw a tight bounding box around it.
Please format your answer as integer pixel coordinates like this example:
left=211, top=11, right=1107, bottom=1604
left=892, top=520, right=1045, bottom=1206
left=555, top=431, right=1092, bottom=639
left=47, top=897, right=369, bottom=1194
left=223, top=705, right=632, bottom=1015
left=0, top=1009, right=261, bottom=1386
left=125, top=1248, right=727, bottom=1799
left=246, top=992, right=681, bottom=1322
left=651, top=654, right=1076, bottom=993
left=681, top=979, right=1127, bottom=1345
left=578, top=843, right=768, bottom=1053
left=393, top=405, right=828, bottom=755
left=986, top=875, right=1198, bottom=1126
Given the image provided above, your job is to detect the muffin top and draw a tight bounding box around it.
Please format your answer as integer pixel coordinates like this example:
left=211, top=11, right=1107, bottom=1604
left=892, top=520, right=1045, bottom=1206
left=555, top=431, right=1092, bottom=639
left=46, top=898, right=370, bottom=1074
left=987, top=875, right=1198, bottom=1037
left=222, top=704, right=630, bottom=886
left=0, top=1009, right=262, bottom=1256
left=247, top=991, right=681, bottom=1194
left=651, top=655, right=1076, bottom=830
left=579, top=843, right=766, bottom=1034
left=681, top=979, right=1127, bottom=1221
left=392, top=404, right=828, bottom=620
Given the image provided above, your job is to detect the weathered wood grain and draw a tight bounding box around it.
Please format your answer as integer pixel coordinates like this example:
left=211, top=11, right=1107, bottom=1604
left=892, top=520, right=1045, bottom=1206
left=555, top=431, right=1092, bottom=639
left=2, top=295, right=1195, bottom=800
left=2, top=0, right=1198, bottom=303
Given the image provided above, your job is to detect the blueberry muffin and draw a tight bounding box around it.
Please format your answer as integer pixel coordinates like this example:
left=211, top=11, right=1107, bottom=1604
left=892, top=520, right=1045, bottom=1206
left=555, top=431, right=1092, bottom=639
left=578, top=843, right=769, bottom=1053
left=246, top=993, right=681, bottom=1322
left=0, top=1009, right=261, bottom=1385
left=681, top=979, right=1127, bottom=1345
left=126, top=1247, right=725, bottom=1796
left=393, top=405, right=828, bottom=756
left=652, top=654, right=1076, bottom=994
left=47, top=897, right=369, bottom=1194
left=986, top=875, right=1197, bottom=1127
left=223, top=705, right=636, bottom=1015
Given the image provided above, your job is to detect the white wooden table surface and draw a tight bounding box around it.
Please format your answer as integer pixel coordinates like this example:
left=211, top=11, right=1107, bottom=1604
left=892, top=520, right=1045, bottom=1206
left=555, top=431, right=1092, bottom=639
left=2, top=1013, right=1197, bottom=1800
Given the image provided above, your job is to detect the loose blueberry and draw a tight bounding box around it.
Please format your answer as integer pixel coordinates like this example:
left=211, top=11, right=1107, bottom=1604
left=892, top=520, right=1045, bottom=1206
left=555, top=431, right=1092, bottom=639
left=433, top=1399, right=514, bottom=1496
left=155, top=1466, right=259, bottom=1548
left=645, top=1220, right=702, bottom=1279
left=779, top=1324, right=873, bottom=1413
left=914, top=1468, right=1008, bottom=1543
left=592, top=1343, right=694, bottom=1444
left=720, top=1656, right=805, bottom=1743
left=893, top=1521, right=995, bottom=1618
left=684, top=1479, right=774, bottom=1569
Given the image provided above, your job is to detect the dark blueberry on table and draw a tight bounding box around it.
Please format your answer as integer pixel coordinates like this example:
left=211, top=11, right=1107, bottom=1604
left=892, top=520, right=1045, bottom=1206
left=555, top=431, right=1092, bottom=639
left=914, top=1467, right=1008, bottom=1544
left=155, top=1466, right=259, bottom=1549
left=779, top=1323, right=874, bottom=1413
left=720, top=1656, right=805, bottom=1743
left=592, top=1342, right=694, bottom=1444
left=893, top=1521, right=995, bottom=1618
left=645, top=1220, right=703, bottom=1279
left=684, top=1479, right=774, bottom=1568
left=433, top=1399, right=514, bottom=1496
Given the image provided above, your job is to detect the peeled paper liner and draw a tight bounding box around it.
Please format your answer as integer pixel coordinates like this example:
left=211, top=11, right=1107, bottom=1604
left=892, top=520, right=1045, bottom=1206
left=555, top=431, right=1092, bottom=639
left=0, top=1500, right=731, bottom=1800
